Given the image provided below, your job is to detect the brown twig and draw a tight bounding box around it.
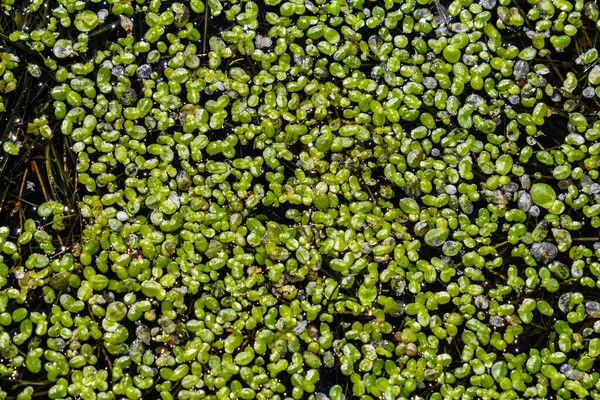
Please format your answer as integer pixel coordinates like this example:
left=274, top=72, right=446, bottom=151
left=11, top=167, right=28, bottom=217
left=31, top=160, right=48, bottom=202
left=45, top=144, right=57, bottom=199
left=14, top=167, right=28, bottom=232
left=102, top=346, right=113, bottom=372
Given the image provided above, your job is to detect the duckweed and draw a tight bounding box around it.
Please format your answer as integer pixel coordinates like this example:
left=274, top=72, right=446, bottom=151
left=1, top=0, right=600, bottom=399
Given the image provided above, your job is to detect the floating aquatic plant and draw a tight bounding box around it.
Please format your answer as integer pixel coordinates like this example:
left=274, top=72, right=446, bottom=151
left=1, top=0, right=600, bottom=399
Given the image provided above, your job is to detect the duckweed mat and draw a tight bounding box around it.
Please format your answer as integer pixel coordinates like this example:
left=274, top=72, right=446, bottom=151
left=1, top=0, right=600, bottom=399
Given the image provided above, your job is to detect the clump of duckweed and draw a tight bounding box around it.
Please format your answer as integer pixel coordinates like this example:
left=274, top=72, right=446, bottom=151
left=1, top=0, right=600, bottom=399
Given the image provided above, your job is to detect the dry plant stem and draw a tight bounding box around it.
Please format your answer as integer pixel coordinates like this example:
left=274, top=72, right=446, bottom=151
left=102, top=347, right=113, bottom=372
left=31, top=160, right=48, bottom=202
left=9, top=380, right=49, bottom=386
left=0, top=185, right=9, bottom=212
left=46, top=143, right=58, bottom=199
left=16, top=167, right=28, bottom=232
left=63, top=138, right=68, bottom=174
left=229, top=57, right=246, bottom=66
left=11, top=167, right=28, bottom=217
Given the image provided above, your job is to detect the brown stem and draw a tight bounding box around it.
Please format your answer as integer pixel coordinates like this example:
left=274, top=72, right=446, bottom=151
left=10, top=380, right=49, bottom=386
left=31, top=160, right=48, bottom=202
left=102, top=346, right=113, bottom=372
left=10, top=168, right=28, bottom=219
left=45, top=144, right=57, bottom=199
